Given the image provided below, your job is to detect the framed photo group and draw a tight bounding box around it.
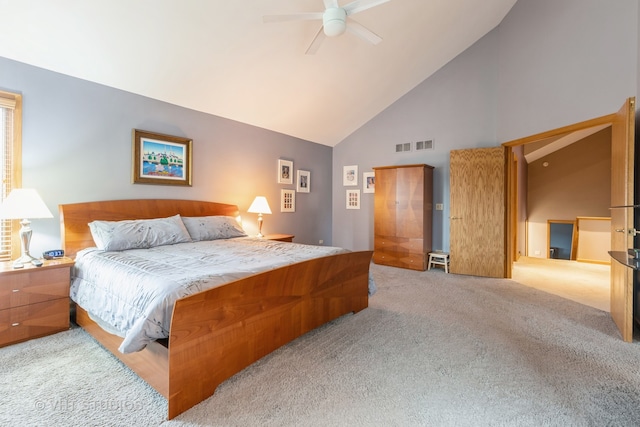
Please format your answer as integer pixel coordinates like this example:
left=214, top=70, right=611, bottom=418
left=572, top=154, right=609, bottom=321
left=277, top=159, right=311, bottom=212
left=342, top=165, right=375, bottom=209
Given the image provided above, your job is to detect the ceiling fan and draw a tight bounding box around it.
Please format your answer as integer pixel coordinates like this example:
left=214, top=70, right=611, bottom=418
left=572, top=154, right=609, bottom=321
left=263, top=0, right=391, bottom=54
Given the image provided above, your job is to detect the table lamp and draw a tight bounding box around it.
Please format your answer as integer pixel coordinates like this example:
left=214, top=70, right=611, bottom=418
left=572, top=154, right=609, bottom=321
left=0, top=189, right=53, bottom=268
left=247, top=196, right=272, bottom=238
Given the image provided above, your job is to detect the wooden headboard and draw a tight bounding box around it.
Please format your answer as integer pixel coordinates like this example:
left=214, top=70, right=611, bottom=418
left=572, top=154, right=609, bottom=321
left=59, top=199, right=240, bottom=258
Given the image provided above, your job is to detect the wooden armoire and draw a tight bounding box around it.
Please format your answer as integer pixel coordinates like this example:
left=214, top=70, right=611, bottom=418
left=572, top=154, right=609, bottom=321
left=372, top=164, right=433, bottom=271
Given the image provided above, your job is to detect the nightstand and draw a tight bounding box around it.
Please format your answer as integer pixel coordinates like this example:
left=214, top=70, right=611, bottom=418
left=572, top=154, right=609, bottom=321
left=264, top=234, right=295, bottom=243
left=0, top=257, right=74, bottom=347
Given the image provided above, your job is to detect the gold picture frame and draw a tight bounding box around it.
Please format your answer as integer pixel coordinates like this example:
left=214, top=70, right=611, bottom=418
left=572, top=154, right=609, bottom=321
left=132, top=129, right=192, bottom=186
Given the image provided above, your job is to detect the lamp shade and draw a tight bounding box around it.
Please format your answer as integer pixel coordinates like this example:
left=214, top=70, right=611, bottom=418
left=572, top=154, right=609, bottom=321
left=0, top=189, right=53, bottom=219
left=247, top=196, right=272, bottom=215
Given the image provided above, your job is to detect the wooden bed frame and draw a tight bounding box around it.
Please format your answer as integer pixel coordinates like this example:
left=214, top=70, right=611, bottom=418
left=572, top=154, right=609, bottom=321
left=59, top=199, right=373, bottom=419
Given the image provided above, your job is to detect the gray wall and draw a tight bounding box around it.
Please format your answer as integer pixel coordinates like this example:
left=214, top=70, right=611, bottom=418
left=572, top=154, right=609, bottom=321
left=497, top=0, right=637, bottom=142
left=332, top=0, right=639, bottom=252
left=527, top=129, right=612, bottom=258
left=0, top=57, right=334, bottom=256
left=332, top=29, right=500, bottom=252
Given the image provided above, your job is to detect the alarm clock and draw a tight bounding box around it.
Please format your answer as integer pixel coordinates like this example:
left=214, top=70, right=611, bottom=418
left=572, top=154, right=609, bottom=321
left=42, top=249, right=65, bottom=260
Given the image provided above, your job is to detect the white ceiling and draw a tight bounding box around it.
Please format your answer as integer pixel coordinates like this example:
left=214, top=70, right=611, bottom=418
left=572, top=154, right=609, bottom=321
left=0, top=0, right=517, bottom=146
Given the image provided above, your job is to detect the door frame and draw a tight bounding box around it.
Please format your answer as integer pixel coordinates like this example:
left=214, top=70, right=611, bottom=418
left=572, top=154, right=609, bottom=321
left=502, top=98, right=635, bottom=342
left=502, top=109, right=626, bottom=277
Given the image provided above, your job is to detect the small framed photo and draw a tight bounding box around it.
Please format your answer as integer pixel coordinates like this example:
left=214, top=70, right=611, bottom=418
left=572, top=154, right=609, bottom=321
left=297, top=170, right=310, bottom=193
left=132, top=129, right=192, bottom=186
left=343, top=165, right=358, bottom=186
left=346, top=189, right=360, bottom=209
left=281, top=189, right=296, bottom=212
left=363, top=172, right=375, bottom=193
left=277, top=159, right=293, bottom=184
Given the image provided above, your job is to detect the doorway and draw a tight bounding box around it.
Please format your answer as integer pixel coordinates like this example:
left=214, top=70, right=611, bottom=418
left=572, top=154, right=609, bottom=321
left=503, top=98, right=635, bottom=341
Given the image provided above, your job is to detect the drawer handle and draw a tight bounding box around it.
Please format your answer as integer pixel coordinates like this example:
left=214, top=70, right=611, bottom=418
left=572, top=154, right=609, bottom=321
left=12, top=289, right=19, bottom=293
left=11, top=322, right=20, bottom=327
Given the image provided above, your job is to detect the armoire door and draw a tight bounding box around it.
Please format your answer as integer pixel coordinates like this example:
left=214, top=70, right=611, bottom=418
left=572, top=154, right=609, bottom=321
left=374, top=167, right=397, bottom=239
left=449, top=147, right=506, bottom=277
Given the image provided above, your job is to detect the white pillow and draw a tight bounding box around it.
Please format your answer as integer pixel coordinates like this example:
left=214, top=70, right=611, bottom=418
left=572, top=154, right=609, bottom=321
left=88, top=214, right=192, bottom=251
left=181, top=216, right=247, bottom=241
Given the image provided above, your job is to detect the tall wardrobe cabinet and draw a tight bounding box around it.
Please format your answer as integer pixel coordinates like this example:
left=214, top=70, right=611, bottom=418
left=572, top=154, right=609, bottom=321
left=373, top=164, right=434, bottom=271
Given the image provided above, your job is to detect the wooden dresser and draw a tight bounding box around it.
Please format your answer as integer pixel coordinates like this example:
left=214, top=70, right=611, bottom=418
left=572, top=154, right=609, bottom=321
left=373, top=164, right=434, bottom=271
left=0, top=257, right=74, bottom=347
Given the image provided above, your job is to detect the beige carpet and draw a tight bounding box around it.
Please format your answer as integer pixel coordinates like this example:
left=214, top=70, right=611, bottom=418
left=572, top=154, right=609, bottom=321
left=512, top=256, right=610, bottom=312
left=1, top=263, right=639, bottom=426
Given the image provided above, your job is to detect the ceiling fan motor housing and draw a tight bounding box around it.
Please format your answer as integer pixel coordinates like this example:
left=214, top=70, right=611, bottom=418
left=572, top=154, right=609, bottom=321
left=323, top=7, right=347, bottom=37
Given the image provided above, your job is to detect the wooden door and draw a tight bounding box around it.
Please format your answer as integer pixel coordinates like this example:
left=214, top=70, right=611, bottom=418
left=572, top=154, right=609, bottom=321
left=450, top=147, right=506, bottom=277
left=610, top=97, right=635, bottom=342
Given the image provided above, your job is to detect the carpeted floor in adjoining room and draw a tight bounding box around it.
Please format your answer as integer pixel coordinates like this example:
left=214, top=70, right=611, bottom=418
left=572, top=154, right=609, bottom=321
left=1, top=263, right=640, bottom=426
left=511, top=256, right=610, bottom=312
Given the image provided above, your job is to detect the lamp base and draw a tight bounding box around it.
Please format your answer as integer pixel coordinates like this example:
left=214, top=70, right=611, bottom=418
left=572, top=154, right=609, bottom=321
left=256, top=214, right=264, bottom=238
left=13, top=218, right=36, bottom=269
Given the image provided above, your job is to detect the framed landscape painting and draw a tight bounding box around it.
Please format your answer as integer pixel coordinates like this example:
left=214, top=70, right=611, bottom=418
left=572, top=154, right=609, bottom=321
left=132, top=129, right=192, bottom=186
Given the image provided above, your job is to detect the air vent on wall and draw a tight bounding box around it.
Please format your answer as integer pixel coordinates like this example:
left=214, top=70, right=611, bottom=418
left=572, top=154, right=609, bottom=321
left=416, top=139, right=434, bottom=151
left=395, top=142, right=412, bottom=153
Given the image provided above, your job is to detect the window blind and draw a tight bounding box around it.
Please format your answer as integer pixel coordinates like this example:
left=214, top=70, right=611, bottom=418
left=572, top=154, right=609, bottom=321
left=0, top=93, right=19, bottom=262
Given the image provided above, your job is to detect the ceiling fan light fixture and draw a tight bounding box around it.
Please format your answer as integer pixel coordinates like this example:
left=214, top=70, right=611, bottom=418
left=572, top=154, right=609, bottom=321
left=323, top=7, right=347, bottom=37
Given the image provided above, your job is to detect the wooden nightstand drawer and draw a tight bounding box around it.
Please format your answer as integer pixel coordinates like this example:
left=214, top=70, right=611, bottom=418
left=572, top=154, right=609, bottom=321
left=0, top=267, right=70, bottom=310
left=0, top=257, right=73, bottom=347
left=0, top=298, right=70, bottom=347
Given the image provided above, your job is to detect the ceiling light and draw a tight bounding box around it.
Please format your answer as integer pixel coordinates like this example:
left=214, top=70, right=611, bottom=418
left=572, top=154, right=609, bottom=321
left=323, top=8, right=347, bottom=37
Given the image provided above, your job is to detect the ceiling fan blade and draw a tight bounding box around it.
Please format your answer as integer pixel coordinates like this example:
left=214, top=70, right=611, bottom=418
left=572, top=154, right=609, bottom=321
left=323, top=0, right=339, bottom=9
left=346, top=18, right=383, bottom=44
left=263, top=12, right=323, bottom=23
left=343, top=0, right=391, bottom=16
left=305, top=27, right=327, bottom=55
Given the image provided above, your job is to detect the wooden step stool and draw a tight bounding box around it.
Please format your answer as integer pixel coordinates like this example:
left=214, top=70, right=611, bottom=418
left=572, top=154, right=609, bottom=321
left=427, top=252, right=450, bottom=273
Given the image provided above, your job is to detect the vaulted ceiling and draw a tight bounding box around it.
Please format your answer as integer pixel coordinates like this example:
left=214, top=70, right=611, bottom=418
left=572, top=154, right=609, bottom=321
left=0, top=0, right=517, bottom=146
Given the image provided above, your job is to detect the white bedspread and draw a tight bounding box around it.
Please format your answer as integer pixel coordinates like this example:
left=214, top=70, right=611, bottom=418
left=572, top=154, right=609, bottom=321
left=70, top=237, right=354, bottom=353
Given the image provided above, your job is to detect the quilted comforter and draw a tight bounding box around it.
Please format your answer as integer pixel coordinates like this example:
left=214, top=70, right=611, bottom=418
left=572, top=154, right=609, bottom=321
left=71, top=237, right=359, bottom=353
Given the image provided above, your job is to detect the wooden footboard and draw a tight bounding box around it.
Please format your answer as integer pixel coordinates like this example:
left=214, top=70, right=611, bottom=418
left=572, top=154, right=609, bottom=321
left=74, top=250, right=372, bottom=420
